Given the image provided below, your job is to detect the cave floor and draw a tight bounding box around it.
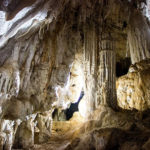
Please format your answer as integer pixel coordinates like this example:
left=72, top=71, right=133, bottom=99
left=33, top=113, right=85, bottom=150
left=32, top=108, right=150, bottom=150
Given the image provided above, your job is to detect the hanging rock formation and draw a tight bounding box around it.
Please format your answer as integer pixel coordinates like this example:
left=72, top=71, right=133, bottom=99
left=128, top=8, right=150, bottom=64
left=0, top=0, right=149, bottom=149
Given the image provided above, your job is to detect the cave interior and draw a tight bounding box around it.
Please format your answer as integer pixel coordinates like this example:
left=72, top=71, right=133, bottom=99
left=0, top=0, right=150, bottom=150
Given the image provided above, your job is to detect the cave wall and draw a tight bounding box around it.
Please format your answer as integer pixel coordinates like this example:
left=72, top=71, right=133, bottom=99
left=128, top=8, right=150, bottom=63
left=0, top=0, right=149, bottom=149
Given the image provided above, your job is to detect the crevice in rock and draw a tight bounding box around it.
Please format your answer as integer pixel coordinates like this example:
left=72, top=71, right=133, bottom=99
left=52, top=91, right=84, bottom=121
left=116, top=57, right=131, bottom=77
left=66, top=91, right=84, bottom=120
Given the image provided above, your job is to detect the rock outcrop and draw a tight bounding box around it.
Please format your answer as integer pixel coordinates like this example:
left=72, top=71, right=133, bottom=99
left=117, top=59, right=150, bottom=111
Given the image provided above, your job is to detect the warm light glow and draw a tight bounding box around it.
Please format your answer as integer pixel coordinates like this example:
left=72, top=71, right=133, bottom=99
left=14, top=71, right=20, bottom=96
left=78, top=98, right=87, bottom=118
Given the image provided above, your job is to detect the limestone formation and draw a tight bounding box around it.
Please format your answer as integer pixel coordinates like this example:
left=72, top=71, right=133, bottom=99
left=117, top=59, right=150, bottom=111
left=0, top=0, right=149, bottom=149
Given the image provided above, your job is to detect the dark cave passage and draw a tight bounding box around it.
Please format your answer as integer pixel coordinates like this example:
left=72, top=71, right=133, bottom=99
left=66, top=91, right=84, bottom=120
left=116, top=57, right=131, bottom=77
left=52, top=91, right=84, bottom=121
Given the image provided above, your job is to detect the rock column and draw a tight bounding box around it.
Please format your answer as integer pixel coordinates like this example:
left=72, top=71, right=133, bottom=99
left=97, top=32, right=116, bottom=108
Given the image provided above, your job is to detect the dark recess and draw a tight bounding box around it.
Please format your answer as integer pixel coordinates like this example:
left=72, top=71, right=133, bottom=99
left=52, top=91, right=84, bottom=121
left=116, top=57, right=131, bottom=77
left=66, top=91, right=84, bottom=120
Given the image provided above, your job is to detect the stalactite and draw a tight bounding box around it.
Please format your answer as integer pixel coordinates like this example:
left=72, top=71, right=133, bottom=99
left=1, top=0, right=150, bottom=149
left=128, top=9, right=150, bottom=64
left=81, top=23, right=98, bottom=117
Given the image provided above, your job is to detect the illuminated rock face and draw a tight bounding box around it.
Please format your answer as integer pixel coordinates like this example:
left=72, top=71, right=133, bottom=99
left=117, top=59, right=150, bottom=111
left=0, top=0, right=149, bottom=149
left=128, top=10, right=150, bottom=64
left=97, top=33, right=116, bottom=108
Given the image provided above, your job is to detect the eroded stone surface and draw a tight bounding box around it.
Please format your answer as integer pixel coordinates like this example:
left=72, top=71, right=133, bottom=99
left=0, top=0, right=149, bottom=149
left=117, top=59, right=150, bottom=111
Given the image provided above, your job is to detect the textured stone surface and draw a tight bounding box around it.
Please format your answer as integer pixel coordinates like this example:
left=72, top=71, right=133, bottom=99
left=0, top=0, right=149, bottom=149
left=117, top=59, right=150, bottom=111
left=32, top=106, right=150, bottom=150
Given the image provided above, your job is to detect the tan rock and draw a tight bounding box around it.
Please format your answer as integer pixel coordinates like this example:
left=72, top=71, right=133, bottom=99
left=117, top=59, right=150, bottom=111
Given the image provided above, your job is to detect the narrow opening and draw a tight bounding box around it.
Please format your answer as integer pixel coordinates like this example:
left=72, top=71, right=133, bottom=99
left=52, top=91, right=84, bottom=121
left=116, top=57, right=131, bottom=77
left=122, top=21, right=127, bottom=29
left=66, top=91, right=84, bottom=120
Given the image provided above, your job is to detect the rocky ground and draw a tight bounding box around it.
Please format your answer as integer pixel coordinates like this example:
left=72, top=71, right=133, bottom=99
left=31, top=106, right=150, bottom=150
left=0, top=0, right=150, bottom=149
